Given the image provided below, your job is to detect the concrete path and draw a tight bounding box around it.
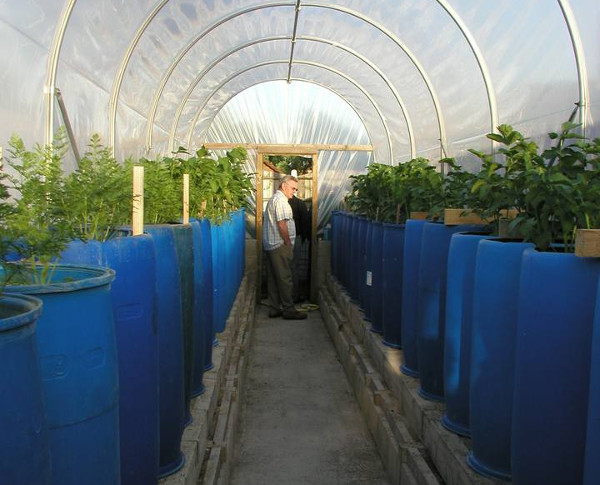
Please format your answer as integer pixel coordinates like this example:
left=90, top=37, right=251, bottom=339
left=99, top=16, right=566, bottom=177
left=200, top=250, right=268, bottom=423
left=230, top=303, right=390, bottom=485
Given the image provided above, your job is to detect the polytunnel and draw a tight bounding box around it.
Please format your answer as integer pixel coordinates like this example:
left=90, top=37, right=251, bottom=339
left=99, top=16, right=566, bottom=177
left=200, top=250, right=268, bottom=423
left=2, top=2, right=600, bottom=485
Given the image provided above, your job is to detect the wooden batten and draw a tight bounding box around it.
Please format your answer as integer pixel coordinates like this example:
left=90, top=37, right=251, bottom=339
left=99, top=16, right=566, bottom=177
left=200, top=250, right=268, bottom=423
left=132, top=165, right=144, bottom=236
left=182, top=174, right=190, bottom=224
left=575, top=229, right=600, bottom=257
left=409, top=211, right=429, bottom=220
left=444, top=208, right=487, bottom=226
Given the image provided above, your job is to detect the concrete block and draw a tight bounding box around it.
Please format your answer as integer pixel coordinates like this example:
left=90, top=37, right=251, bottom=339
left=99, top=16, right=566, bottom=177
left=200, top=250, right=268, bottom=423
left=405, top=447, right=443, bottom=485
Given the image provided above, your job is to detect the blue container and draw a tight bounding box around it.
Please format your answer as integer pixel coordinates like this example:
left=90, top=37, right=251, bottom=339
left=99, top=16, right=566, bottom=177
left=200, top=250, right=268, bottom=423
left=61, top=235, right=159, bottom=485
left=211, top=222, right=226, bottom=335
left=585, top=278, right=600, bottom=485
left=400, top=219, right=427, bottom=377
left=171, top=224, right=195, bottom=427
left=468, top=239, right=533, bottom=480
left=190, top=220, right=207, bottom=396
left=381, top=223, right=406, bottom=348
left=198, top=219, right=214, bottom=371
left=331, top=211, right=340, bottom=279
left=356, top=217, right=368, bottom=311
left=4, top=265, right=119, bottom=485
left=442, top=232, right=491, bottom=436
left=0, top=293, right=50, bottom=485
left=145, top=225, right=185, bottom=478
left=511, top=250, right=600, bottom=485
left=362, top=219, right=374, bottom=321
left=417, top=222, right=483, bottom=401
left=370, top=221, right=384, bottom=334
left=349, top=215, right=361, bottom=302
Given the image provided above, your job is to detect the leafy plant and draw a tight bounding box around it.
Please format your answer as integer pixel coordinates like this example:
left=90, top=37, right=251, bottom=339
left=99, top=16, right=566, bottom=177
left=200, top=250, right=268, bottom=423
left=470, top=114, right=600, bottom=251
left=165, top=146, right=252, bottom=224
left=0, top=159, right=16, bottom=292
left=345, top=158, right=445, bottom=223
left=4, top=130, right=73, bottom=283
left=131, top=156, right=181, bottom=225
left=64, top=134, right=130, bottom=241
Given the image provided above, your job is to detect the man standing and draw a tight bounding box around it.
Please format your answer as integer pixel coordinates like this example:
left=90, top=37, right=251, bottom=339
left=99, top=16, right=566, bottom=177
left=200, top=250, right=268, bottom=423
left=262, top=175, right=307, bottom=320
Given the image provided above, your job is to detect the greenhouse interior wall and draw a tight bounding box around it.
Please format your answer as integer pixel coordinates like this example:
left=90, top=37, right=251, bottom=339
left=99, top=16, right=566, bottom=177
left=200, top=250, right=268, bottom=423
left=1, top=1, right=600, bottom=485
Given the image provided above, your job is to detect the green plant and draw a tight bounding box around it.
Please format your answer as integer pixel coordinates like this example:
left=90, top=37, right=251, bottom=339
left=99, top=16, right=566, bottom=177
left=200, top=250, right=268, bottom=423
left=470, top=115, right=600, bottom=251
left=345, top=159, right=445, bottom=223
left=131, top=156, right=181, bottom=225
left=4, top=130, right=73, bottom=283
left=64, top=134, right=130, bottom=241
left=427, top=157, right=478, bottom=220
left=165, top=146, right=252, bottom=224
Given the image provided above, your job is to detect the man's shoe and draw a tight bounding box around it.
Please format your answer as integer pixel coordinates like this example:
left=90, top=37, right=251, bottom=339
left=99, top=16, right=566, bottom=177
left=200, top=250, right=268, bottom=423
left=268, top=309, right=282, bottom=318
left=282, top=310, right=307, bottom=320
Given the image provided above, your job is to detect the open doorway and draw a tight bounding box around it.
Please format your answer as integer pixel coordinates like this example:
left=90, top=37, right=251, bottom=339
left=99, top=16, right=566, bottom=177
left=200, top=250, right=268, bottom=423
left=255, top=149, right=319, bottom=304
left=262, top=155, right=313, bottom=304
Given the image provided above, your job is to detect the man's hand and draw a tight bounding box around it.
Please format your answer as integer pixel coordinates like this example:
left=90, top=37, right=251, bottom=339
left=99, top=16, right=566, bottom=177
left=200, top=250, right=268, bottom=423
left=277, top=219, right=291, bottom=246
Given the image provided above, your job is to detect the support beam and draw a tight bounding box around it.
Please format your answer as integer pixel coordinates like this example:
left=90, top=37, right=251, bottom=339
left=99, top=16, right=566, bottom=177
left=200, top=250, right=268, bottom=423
left=204, top=143, right=373, bottom=154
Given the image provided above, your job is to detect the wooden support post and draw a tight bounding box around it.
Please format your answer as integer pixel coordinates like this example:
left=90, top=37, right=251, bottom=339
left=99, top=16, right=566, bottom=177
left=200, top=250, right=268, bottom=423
left=256, top=152, right=264, bottom=303
left=310, top=152, right=319, bottom=303
left=132, top=165, right=144, bottom=236
left=183, top=173, right=190, bottom=224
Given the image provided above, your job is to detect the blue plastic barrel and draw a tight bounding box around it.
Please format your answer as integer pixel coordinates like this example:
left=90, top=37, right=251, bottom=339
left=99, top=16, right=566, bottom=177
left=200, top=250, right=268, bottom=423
left=198, top=219, right=214, bottom=371
left=0, top=293, right=50, bottom=485
left=468, top=239, right=533, bottom=480
left=61, top=235, right=160, bottom=485
left=145, top=225, right=185, bottom=478
left=103, top=234, right=159, bottom=485
left=417, top=222, right=483, bottom=401
left=511, top=250, right=600, bottom=485
left=211, top=222, right=226, bottom=335
left=171, top=223, right=195, bottom=426
left=442, top=232, right=491, bottom=436
left=340, top=212, right=351, bottom=289
left=347, top=215, right=357, bottom=300
left=585, top=278, right=600, bottom=485
left=190, top=220, right=207, bottom=396
left=370, top=221, right=384, bottom=334
left=400, top=219, right=427, bottom=377
left=356, top=217, right=368, bottom=311
left=381, top=223, right=406, bottom=348
left=331, top=211, right=340, bottom=279
left=4, top=265, right=119, bottom=485
left=362, top=219, right=374, bottom=321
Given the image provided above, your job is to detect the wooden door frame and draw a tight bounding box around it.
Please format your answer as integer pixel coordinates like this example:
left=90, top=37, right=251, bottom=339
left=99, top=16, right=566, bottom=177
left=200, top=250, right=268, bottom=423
left=256, top=148, right=319, bottom=303
left=204, top=142, right=373, bottom=303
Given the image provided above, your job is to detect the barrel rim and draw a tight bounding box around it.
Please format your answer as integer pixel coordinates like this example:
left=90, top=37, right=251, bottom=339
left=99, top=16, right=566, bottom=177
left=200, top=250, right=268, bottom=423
left=3, top=264, right=115, bottom=295
left=0, top=293, right=43, bottom=332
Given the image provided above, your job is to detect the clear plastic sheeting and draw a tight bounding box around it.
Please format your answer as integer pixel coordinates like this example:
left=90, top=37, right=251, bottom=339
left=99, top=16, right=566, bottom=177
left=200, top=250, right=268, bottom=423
left=0, top=0, right=598, bottom=221
left=207, top=81, right=373, bottom=231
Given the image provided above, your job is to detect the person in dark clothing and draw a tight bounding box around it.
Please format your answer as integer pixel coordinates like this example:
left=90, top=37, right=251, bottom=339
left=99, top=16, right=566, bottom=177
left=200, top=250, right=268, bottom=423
left=289, top=194, right=311, bottom=302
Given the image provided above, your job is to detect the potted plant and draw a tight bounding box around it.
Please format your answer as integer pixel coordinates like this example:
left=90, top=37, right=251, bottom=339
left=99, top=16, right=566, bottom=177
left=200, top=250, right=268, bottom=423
left=2, top=131, right=119, bottom=485
left=58, top=135, right=160, bottom=485
left=508, top=118, right=600, bottom=485
left=0, top=159, right=50, bottom=485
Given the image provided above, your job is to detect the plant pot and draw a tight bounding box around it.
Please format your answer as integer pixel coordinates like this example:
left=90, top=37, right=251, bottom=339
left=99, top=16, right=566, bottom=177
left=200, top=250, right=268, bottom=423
left=61, top=234, right=160, bottom=485
left=575, top=229, right=600, bottom=257
left=348, top=214, right=360, bottom=303
left=144, top=225, right=185, bottom=478
left=584, top=277, right=600, bottom=485
left=330, top=211, right=341, bottom=279
left=369, top=221, right=384, bottom=334
left=400, top=219, right=427, bottom=377
left=362, top=218, right=374, bottom=321
left=381, top=223, right=406, bottom=348
left=171, top=223, right=195, bottom=427
left=467, top=238, right=534, bottom=481
left=417, top=222, right=485, bottom=401
left=4, top=265, right=119, bottom=485
left=194, top=218, right=214, bottom=373
left=0, top=293, right=50, bottom=485
left=356, top=217, right=368, bottom=311
left=511, top=249, right=600, bottom=485
left=442, top=232, right=492, bottom=436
